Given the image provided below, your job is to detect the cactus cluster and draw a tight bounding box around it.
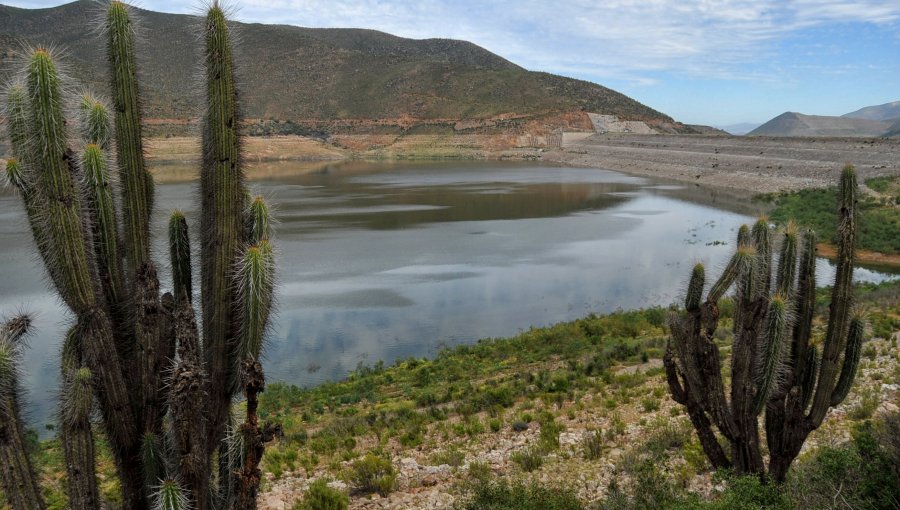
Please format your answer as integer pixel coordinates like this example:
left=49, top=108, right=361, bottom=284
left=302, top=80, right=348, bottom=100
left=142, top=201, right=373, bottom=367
left=0, top=2, right=278, bottom=509
left=664, top=166, right=863, bottom=481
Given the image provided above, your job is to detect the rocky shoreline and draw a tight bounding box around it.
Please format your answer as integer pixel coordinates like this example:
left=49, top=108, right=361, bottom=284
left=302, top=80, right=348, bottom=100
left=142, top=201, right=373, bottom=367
left=545, top=134, right=900, bottom=194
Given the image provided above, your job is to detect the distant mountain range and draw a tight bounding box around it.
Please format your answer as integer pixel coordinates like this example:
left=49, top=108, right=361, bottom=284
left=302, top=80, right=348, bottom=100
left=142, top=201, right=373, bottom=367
left=842, top=101, right=900, bottom=122
left=718, top=123, right=761, bottom=136
left=0, top=1, right=689, bottom=135
left=748, top=101, right=900, bottom=138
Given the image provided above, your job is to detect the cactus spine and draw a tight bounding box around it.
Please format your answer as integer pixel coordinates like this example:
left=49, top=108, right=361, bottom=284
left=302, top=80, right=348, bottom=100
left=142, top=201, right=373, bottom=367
left=664, top=167, right=864, bottom=481
left=0, top=316, right=46, bottom=510
left=201, top=3, right=249, bottom=445
left=1, top=3, right=279, bottom=509
left=107, top=0, right=152, bottom=277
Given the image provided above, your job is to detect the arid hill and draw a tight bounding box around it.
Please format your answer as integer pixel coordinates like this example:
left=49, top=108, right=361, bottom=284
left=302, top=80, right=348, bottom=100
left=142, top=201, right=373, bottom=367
left=749, top=112, right=892, bottom=138
left=0, top=1, right=685, bottom=135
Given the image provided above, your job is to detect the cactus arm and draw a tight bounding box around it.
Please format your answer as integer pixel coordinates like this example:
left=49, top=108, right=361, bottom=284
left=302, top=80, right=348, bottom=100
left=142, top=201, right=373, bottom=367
left=4, top=83, right=30, bottom=159
left=154, top=479, right=190, bottom=510
left=800, top=345, right=819, bottom=410
left=808, top=166, right=857, bottom=426
left=78, top=93, right=112, bottom=150
left=170, top=298, right=211, bottom=509
left=106, top=1, right=152, bottom=277
left=0, top=316, right=47, bottom=510
left=707, top=246, right=755, bottom=303
left=231, top=359, right=281, bottom=510
left=247, top=195, right=272, bottom=244
left=168, top=211, right=193, bottom=304
left=685, top=263, right=704, bottom=312
left=753, top=296, right=789, bottom=415
left=664, top=346, right=732, bottom=469
left=201, top=4, right=247, bottom=446
left=59, top=331, right=100, bottom=510
left=82, top=144, right=125, bottom=309
left=26, top=49, right=98, bottom=312
left=774, top=222, right=798, bottom=298
left=791, top=230, right=817, bottom=380
left=829, top=316, right=865, bottom=406
left=751, top=218, right=772, bottom=299
left=134, top=264, right=175, bottom=434
left=236, top=240, right=275, bottom=365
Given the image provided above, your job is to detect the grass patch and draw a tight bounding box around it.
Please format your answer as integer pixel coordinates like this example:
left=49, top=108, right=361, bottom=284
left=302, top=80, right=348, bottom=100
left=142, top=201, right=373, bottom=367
left=758, top=185, right=900, bottom=255
left=456, top=479, right=584, bottom=510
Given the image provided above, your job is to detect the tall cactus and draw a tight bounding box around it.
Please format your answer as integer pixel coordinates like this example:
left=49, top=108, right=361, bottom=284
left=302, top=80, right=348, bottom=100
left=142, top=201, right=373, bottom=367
left=664, top=166, right=864, bottom=481
left=0, top=3, right=279, bottom=509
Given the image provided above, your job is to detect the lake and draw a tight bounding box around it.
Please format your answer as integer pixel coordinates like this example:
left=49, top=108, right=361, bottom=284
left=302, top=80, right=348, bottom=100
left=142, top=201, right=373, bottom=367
left=0, top=160, right=893, bottom=431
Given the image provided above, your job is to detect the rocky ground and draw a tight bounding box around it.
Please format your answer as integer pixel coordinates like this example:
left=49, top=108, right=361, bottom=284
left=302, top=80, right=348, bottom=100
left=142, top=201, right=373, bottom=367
left=545, top=134, right=900, bottom=194
left=258, top=335, right=900, bottom=510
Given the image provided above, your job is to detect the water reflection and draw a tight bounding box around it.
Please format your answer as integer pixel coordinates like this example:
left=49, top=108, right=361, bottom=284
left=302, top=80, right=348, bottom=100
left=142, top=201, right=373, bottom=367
left=0, top=160, right=894, bottom=432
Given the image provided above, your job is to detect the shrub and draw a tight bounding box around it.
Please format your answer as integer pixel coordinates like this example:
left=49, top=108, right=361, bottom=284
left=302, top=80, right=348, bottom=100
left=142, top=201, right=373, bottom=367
left=787, top=415, right=900, bottom=510
left=295, top=479, right=349, bottom=510
left=348, top=454, right=396, bottom=496
left=539, top=414, right=564, bottom=450
left=512, top=421, right=529, bottom=432
left=456, top=479, right=583, bottom=510
left=431, top=447, right=466, bottom=467
left=583, top=430, right=603, bottom=460
left=511, top=447, right=544, bottom=472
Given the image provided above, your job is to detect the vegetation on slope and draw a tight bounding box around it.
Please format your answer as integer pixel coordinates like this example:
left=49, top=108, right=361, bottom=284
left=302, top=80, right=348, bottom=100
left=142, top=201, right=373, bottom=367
left=255, top=281, right=897, bottom=509
left=1, top=281, right=897, bottom=509
left=0, top=2, right=672, bottom=126
left=758, top=176, right=900, bottom=256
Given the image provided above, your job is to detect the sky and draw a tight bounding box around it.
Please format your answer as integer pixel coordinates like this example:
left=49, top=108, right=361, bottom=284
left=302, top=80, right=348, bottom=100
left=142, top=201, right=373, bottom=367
left=5, top=0, right=900, bottom=127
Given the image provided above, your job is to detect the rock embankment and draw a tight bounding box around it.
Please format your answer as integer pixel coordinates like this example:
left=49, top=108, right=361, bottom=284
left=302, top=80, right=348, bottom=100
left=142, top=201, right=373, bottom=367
left=548, top=134, right=900, bottom=194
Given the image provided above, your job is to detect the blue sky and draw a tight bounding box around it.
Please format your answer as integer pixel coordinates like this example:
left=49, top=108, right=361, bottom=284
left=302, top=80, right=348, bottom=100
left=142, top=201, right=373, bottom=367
left=5, top=0, right=900, bottom=126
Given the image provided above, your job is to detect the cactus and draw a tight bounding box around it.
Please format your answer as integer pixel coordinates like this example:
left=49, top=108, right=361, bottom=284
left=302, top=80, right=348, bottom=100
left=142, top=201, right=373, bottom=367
left=0, top=316, right=46, bottom=510
left=664, top=166, right=864, bottom=481
left=1, top=3, right=279, bottom=509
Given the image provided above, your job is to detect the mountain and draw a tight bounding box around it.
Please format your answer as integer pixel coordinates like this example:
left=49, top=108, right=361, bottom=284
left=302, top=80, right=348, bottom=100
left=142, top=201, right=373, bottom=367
left=884, top=119, right=900, bottom=138
left=842, top=101, right=900, bottom=122
left=0, top=1, right=679, bottom=135
left=717, top=123, right=761, bottom=136
left=748, top=112, right=891, bottom=138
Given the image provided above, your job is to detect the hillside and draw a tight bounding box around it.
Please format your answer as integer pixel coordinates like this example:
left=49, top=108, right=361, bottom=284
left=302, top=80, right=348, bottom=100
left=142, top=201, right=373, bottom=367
left=843, top=100, right=900, bottom=121
left=748, top=112, right=891, bottom=137
left=0, top=1, right=677, bottom=135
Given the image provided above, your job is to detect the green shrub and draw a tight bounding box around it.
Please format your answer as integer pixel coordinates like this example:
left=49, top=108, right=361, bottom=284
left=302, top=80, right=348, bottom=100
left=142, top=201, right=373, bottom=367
left=511, top=447, right=544, bottom=472
left=788, top=415, right=900, bottom=510
left=456, top=479, right=583, bottom=510
left=347, top=454, right=396, bottom=496
left=539, top=413, right=564, bottom=450
left=294, top=479, right=349, bottom=510
left=847, top=387, right=879, bottom=420
left=583, top=430, right=603, bottom=460
left=431, top=447, right=466, bottom=467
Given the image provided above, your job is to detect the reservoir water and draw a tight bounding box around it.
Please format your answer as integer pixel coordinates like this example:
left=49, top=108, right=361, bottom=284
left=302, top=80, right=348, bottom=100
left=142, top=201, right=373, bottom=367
left=0, top=160, right=893, bottom=430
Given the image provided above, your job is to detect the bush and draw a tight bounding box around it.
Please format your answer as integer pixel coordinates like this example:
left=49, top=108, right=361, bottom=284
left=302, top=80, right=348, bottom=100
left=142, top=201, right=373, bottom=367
left=347, top=454, right=396, bottom=496
left=511, top=447, right=544, bottom=472
left=456, top=479, right=584, bottom=510
left=788, top=414, right=900, bottom=510
left=583, top=430, right=603, bottom=460
left=294, top=479, right=349, bottom=510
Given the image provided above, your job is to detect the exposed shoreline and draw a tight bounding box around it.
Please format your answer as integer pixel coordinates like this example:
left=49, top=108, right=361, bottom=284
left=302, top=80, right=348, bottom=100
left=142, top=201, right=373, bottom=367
left=544, top=133, right=900, bottom=194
